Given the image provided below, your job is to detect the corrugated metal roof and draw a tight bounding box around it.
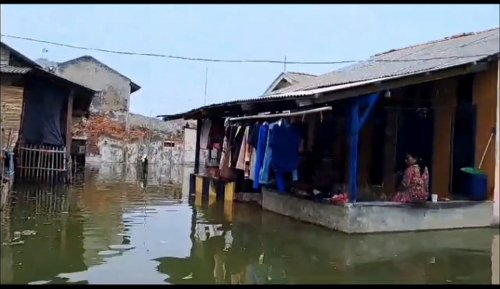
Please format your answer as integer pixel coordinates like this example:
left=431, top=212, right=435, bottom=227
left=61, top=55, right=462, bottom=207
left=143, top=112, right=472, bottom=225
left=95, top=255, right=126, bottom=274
left=263, top=71, right=316, bottom=94
left=285, top=72, right=316, bottom=83
left=0, top=65, right=32, bottom=74
left=269, top=28, right=499, bottom=96
left=159, top=27, right=500, bottom=120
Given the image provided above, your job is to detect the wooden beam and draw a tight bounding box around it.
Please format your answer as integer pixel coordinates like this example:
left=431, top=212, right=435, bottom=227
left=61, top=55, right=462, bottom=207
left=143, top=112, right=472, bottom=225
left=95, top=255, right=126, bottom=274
left=227, top=106, right=332, bottom=122
left=66, top=90, right=74, bottom=182
left=194, top=119, right=202, bottom=174
left=495, top=58, right=500, bottom=224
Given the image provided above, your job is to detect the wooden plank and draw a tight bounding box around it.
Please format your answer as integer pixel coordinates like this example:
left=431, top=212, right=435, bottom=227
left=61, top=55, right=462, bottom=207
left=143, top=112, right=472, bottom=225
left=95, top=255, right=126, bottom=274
left=15, top=166, right=67, bottom=172
left=0, top=85, right=24, bottom=150
left=27, top=144, right=31, bottom=178
left=473, top=62, right=498, bottom=199
left=43, top=146, right=47, bottom=181
left=36, top=145, right=42, bottom=180
left=20, top=145, right=24, bottom=178
left=50, top=146, right=54, bottom=182
left=19, top=147, right=65, bottom=153
left=66, top=91, right=74, bottom=183
left=194, top=119, right=201, bottom=174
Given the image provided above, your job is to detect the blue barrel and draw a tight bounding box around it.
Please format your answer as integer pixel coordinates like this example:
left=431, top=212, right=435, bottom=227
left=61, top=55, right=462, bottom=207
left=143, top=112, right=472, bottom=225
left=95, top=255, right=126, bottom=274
left=461, top=167, right=488, bottom=201
left=468, top=174, right=488, bottom=201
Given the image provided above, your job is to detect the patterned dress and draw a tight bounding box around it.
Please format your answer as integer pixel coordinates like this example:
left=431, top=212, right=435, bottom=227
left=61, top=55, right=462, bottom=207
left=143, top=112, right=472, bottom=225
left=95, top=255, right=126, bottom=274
left=392, top=164, right=429, bottom=203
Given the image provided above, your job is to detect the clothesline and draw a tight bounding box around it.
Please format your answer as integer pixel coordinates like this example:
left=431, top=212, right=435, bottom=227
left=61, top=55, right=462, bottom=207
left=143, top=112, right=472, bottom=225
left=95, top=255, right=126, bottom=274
left=225, top=106, right=333, bottom=123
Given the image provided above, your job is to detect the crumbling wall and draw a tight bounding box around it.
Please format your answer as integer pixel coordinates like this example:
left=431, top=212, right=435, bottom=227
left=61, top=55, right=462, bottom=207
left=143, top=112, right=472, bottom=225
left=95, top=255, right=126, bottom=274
left=74, top=113, right=192, bottom=164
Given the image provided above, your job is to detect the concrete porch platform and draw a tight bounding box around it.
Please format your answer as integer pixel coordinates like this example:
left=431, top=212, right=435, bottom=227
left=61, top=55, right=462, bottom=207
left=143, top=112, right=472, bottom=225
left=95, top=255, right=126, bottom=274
left=262, top=189, right=494, bottom=234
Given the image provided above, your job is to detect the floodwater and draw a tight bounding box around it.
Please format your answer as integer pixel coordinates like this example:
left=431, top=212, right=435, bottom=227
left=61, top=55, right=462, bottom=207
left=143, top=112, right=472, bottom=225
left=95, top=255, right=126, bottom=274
left=1, top=164, right=499, bottom=284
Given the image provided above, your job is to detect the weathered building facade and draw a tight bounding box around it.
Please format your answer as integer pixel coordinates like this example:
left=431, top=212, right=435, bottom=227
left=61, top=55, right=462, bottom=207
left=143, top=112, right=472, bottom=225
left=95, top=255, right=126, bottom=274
left=49, top=56, right=140, bottom=114
left=1, top=42, right=97, bottom=185
left=36, top=56, right=196, bottom=165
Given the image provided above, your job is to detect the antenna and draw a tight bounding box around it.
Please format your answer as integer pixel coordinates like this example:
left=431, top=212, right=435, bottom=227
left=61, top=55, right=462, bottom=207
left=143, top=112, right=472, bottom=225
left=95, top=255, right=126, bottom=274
left=204, top=67, right=208, bottom=105
left=41, top=48, right=48, bottom=59
left=283, top=56, right=287, bottom=72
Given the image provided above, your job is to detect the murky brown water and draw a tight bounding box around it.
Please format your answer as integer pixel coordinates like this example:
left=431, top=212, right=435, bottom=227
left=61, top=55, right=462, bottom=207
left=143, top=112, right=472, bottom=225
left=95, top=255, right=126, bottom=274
left=1, top=164, right=499, bottom=284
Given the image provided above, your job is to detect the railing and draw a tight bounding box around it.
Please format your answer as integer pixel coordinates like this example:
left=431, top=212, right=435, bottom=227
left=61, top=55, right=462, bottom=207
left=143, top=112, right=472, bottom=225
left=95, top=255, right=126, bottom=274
left=16, top=144, right=68, bottom=182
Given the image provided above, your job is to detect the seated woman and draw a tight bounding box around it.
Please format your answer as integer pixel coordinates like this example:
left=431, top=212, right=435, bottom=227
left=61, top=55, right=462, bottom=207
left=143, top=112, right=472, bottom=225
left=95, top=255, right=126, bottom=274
left=392, top=152, right=429, bottom=203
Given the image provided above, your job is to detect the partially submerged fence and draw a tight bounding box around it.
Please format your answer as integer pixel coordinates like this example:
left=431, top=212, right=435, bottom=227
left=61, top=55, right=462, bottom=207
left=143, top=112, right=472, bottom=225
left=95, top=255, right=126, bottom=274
left=16, top=144, right=68, bottom=183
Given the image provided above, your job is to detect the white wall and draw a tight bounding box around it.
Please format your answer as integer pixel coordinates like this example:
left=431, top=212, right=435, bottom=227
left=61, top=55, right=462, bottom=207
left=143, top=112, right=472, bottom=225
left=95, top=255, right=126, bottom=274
left=183, top=127, right=197, bottom=164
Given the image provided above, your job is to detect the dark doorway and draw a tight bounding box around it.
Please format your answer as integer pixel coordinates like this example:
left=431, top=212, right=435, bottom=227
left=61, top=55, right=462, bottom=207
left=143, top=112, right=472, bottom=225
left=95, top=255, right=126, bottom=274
left=395, top=108, right=435, bottom=192
left=451, top=74, right=476, bottom=197
left=369, top=108, right=387, bottom=185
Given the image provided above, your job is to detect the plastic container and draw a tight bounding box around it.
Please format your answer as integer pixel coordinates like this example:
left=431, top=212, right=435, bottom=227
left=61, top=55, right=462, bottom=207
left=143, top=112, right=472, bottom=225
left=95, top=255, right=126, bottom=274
left=461, top=167, right=488, bottom=201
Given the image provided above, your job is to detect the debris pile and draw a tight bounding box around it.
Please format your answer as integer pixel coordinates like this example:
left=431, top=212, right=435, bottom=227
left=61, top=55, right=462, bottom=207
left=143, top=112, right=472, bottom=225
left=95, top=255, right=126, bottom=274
left=73, top=114, right=156, bottom=155
left=72, top=112, right=189, bottom=156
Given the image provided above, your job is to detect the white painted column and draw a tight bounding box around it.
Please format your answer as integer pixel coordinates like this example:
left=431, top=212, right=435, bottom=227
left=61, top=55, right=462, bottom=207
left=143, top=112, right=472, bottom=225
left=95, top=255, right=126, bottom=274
left=495, top=58, right=500, bottom=226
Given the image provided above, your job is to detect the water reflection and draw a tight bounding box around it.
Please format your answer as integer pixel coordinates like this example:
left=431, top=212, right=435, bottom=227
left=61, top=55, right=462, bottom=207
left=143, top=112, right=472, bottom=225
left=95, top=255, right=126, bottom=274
left=0, top=163, right=498, bottom=284
left=158, top=203, right=498, bottom=284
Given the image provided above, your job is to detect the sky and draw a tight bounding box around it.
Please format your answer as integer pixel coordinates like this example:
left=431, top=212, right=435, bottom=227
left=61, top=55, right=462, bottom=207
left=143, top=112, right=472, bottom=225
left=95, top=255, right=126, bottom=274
left=1, top=4, right=499, bottom=117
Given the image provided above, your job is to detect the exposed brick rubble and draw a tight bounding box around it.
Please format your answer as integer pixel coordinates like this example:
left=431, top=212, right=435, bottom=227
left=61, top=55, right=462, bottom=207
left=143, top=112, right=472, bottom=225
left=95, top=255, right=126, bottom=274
left=72, top=113, right=184, bottom=155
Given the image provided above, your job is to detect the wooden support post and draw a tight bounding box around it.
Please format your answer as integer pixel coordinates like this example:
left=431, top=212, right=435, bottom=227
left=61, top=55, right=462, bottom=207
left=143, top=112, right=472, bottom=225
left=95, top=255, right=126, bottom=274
left=494, top=58, right=499, bottom=225
left=194, top=119, right=202, bottom=174
left=348, top=93, right=380, bottom=202
left=0, top=94, right=3, bottom=180
left=66, top=90, right=74, bottom=183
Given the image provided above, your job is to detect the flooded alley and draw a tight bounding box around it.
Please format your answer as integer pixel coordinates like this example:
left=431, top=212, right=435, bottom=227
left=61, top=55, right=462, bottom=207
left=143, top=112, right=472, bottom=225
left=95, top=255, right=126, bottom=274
left=0, top=164, right=498, bottom=284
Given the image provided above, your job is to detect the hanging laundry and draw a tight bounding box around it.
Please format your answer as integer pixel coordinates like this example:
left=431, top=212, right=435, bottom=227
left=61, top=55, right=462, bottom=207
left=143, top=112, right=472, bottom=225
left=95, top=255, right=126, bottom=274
left=270, top=122, right=302, bottom=173
left=270, top=122, right=302, bottom=192
left=249, top=147, right=257, bottom=181
left=236, top=126, right=249, bottom=171
left=248, top=123, right=260, bottom=148
left=259, top=121, right=278, bottom=186
left=230, top=126, right=245, bottom=168
left=253, top=123, right=269, bottom=189
left=244, top=132, right=253, bottom=179
left=220, top=126, right=236, bottom=180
